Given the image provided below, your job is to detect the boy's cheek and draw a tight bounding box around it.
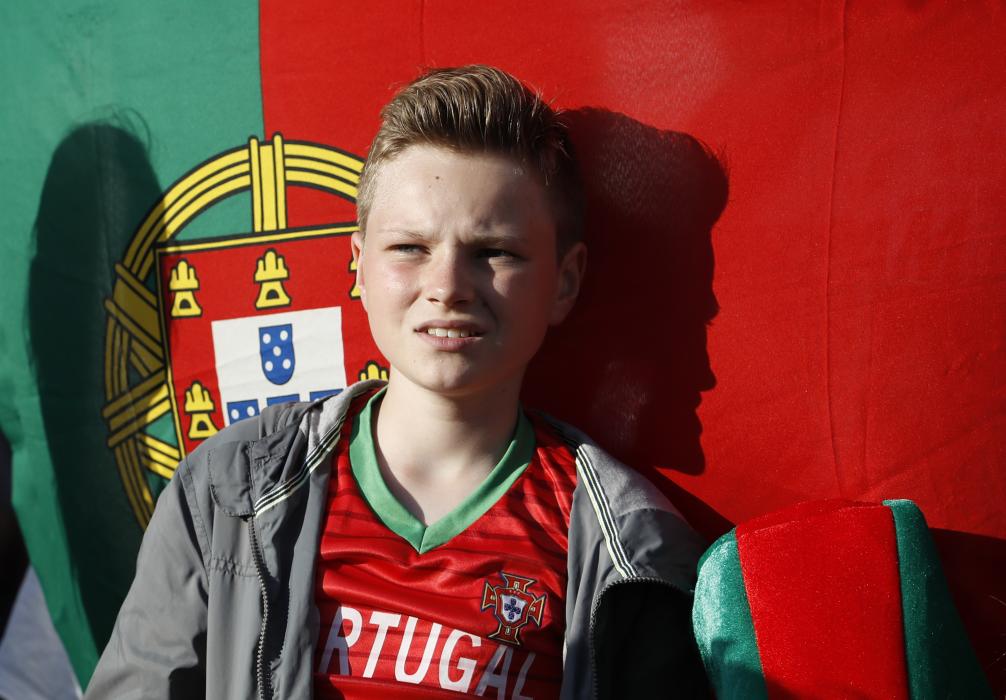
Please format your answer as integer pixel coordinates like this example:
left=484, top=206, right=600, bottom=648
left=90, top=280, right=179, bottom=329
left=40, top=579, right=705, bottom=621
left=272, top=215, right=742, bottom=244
left=375, top=276, right=416, bottom=304
left=362, top=261, right=412, bottom=298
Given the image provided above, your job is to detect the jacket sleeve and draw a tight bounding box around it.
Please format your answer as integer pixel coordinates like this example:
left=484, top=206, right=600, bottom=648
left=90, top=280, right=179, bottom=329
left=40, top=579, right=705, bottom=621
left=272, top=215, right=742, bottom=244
left=84, top=458, right=210, bottom=699
left=595, top=582, right=712, bottom=698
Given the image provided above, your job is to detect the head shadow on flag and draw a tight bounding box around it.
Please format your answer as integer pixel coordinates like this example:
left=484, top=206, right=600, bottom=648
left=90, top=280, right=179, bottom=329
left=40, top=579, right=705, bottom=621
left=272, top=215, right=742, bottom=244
left=28, top=116, right=161, bottom=649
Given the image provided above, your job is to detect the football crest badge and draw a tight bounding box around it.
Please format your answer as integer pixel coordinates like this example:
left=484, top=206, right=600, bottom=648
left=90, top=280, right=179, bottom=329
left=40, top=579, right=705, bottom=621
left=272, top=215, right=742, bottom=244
left=103, top=134, right=385, bottom=526
left=481, top=572, right=547, bottom=646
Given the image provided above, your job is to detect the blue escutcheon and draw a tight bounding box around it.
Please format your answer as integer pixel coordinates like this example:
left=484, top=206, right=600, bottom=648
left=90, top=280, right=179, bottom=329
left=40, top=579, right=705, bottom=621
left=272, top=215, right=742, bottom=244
left=259, top=323, right=295, bottom=385
left=226, top=399, right=261, bottom=425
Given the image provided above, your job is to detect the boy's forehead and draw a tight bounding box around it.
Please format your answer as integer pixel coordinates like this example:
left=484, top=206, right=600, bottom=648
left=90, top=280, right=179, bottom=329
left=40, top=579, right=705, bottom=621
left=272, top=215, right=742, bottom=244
left=373, top=144, right=527, bottom=186
left=365, top=145, right=556, bottom=236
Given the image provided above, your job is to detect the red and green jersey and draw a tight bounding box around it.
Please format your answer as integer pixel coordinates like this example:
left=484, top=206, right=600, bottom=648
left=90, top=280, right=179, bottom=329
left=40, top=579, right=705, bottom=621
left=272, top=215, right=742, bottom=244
left=314, top=390, right=578, bottom=699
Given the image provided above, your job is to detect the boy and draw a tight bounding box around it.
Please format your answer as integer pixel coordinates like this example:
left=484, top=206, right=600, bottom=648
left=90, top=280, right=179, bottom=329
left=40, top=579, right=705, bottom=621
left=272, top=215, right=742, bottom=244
left=86, top=66, right=708, bottom=699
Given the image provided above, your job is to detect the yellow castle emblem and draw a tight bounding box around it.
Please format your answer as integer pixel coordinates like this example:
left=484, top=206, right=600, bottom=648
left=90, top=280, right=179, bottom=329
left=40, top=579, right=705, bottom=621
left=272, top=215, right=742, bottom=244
left=255, top=249, right=292, bottom=309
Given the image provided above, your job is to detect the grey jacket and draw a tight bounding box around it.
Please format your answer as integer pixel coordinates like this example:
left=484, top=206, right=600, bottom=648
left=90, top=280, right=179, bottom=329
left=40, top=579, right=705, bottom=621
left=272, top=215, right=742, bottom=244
left=86, top=381, right=709, bottom=699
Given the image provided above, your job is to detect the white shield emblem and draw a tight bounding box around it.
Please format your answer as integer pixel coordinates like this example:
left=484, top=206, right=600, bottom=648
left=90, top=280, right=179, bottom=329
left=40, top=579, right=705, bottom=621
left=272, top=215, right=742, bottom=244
left=211, top=307, right=347, bottom=425
left=501, top=594, right=526, bottom=622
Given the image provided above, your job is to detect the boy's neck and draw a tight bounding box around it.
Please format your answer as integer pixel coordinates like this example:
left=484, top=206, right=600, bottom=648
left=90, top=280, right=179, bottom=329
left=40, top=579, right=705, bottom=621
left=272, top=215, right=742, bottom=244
left=371, top=376, right=523, bottom=525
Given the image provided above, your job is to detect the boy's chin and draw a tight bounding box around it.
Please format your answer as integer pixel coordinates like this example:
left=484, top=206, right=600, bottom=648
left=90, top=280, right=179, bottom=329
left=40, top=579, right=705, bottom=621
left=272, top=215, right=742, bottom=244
left=392, top=367, right=524, bottom=401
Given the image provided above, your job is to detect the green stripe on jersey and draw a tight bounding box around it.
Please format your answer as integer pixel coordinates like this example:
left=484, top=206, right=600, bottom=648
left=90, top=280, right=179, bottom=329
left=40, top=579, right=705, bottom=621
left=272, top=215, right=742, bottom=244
left=349, top=389, right=535, bottom=554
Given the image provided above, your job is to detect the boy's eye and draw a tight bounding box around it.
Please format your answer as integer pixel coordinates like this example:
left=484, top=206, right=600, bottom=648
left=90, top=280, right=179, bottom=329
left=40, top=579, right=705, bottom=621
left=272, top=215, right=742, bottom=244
left=478, top=248, right=516, bottom=259
left=389, top=244, right=424, bottom=254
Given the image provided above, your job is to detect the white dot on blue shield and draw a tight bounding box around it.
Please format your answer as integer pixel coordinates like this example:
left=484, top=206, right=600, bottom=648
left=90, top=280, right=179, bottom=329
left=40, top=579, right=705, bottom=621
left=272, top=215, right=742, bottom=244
left=273, top=346, right=281, bottom=357
left=246, top=406, right=254, bottom=417
left=262, top=333, right=271, bottom=344
left=266, top=361, right=274, bottom=371
left=280, top=330, right=289, bottom=341
left=282, top=358, right=291, bottom=370
left=231, top=409, right=239, bottom=420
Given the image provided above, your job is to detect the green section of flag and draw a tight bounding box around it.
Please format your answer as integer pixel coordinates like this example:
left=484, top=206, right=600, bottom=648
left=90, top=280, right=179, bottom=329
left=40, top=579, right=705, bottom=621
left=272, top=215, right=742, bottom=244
left=693, top=531, right=769, bottom=700
left=0, top=0, right=263, bottom=686
left=884, top=500, right=992, bottom=699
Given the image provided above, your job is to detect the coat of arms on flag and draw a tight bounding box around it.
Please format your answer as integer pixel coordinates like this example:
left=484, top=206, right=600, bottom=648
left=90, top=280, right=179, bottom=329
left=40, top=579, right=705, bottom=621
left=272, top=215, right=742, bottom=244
left=157, top=231, right=359, bottom=455
left=103, top=135, right=385, bottom=524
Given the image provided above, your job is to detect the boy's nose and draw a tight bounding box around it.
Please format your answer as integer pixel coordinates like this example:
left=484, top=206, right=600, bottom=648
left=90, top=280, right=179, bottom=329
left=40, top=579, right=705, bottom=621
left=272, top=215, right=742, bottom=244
left=424, top=250, right=475, bottom=307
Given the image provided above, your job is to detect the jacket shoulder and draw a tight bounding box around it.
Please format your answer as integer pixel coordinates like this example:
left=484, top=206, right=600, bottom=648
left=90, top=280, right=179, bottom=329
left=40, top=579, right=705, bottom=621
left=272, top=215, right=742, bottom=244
left=172, top=400, right=311, bottom=516
left=543, top=413, right=707, bottom=587
left=538, top=413, right=678, bottom=518
left=176, top=381, right=385, bottom=518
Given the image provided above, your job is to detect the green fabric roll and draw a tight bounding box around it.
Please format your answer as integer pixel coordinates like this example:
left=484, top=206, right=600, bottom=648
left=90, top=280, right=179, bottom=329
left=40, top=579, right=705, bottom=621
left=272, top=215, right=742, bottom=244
left=884, top=499, right=992, bottom=699
left=693, top=530, right=768, bottom=699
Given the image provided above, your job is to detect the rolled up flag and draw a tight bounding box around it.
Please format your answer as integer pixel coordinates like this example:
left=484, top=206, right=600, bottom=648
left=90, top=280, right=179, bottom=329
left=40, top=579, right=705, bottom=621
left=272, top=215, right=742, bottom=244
left=693, top=499, right=990, bottom=698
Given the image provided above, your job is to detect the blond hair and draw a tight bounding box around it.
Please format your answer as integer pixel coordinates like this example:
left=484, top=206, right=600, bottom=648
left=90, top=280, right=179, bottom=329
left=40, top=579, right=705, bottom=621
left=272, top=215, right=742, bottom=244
left=356, top=65, right=583, bottom=252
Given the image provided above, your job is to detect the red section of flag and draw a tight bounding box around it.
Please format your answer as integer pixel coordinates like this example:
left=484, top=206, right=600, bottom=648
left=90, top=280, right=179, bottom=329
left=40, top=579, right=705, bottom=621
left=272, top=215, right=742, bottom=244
left=736, top=501, right=909, bottom=698
left=258, top=2, right=423, bottom=229
left=258, top=4, right=1006, bottom=690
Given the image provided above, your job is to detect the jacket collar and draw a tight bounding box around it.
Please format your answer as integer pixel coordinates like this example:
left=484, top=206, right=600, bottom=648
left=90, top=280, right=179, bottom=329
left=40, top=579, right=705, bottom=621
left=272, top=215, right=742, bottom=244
left=207, top=381, right=385, bottom=517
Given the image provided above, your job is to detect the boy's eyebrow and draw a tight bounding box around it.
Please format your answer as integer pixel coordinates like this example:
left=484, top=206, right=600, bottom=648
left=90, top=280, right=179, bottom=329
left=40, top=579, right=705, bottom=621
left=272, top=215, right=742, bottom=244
left=470, top=232, right=524, bottom=248
left=466, top=222, right=527, bottom=245
left=378, top=229, right=430, bottom=241
left=378, top=227, right=526, bottom=247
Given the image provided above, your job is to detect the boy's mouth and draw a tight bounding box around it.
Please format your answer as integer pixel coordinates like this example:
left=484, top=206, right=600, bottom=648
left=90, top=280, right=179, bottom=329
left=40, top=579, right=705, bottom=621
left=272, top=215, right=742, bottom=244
left=425, top=327, right=475, bottom=338
left=415, top=322, right=486, bottom=339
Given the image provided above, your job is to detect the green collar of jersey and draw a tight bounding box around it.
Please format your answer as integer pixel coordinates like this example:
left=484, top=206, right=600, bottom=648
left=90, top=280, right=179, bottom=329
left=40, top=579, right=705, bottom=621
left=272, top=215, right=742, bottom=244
left=349, top=388, right=535, bottom=554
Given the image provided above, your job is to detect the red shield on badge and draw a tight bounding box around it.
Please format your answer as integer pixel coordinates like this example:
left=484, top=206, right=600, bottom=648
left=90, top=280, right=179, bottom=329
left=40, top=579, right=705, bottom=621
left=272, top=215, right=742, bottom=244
left=156, top=225, right=381, bottom=455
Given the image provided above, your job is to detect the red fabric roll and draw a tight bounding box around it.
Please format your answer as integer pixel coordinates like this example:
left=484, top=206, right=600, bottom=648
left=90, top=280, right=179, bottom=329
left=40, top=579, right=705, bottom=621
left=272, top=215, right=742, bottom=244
left=736, top=500, right=909, bottom=698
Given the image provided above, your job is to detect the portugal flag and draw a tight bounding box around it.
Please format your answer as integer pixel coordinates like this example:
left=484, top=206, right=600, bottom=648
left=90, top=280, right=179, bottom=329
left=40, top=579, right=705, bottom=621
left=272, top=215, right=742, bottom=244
left=2, top=0, right=1003, bottom=693
left=1, top=0, right=378, bottom=685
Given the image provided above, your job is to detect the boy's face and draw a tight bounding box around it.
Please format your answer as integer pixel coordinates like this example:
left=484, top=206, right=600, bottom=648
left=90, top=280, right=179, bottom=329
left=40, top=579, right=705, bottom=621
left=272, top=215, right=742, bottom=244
left=352, top=144, right=584, bottom=400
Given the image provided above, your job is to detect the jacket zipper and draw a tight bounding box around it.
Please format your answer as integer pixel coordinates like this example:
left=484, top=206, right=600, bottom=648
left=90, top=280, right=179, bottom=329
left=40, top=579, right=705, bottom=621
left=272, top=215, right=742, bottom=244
left=247, top=515, right=273, bottom=700
left=588, top=576, right=686, bottom=700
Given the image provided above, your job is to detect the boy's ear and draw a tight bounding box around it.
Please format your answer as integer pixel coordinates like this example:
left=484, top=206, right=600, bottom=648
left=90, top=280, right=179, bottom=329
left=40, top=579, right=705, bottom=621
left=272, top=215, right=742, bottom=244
left=351, top=231, right=367, bottom=309
left=550, top=241, right=587, bottom=325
